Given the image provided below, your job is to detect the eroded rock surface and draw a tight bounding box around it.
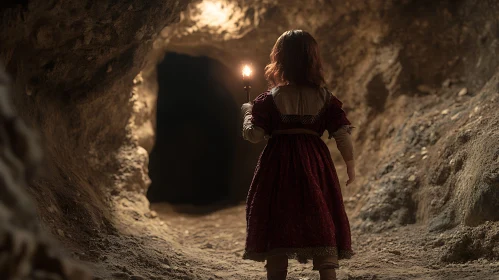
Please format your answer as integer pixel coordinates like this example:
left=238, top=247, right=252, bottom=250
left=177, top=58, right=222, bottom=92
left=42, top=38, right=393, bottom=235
left=1, top=1, right=187, bottom=277
left=0, top=67, right=90, bottom=279
left=0, top=0, right=187, bottom=254
left=441, top=222, right=499, bottom=263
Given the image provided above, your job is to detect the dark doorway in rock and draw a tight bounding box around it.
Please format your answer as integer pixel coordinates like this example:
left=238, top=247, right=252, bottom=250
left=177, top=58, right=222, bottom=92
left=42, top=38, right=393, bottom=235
left=147, top=53, right=240, bottom=205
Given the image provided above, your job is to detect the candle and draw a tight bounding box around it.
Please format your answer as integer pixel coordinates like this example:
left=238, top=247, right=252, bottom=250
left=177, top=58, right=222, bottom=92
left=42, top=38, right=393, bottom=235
left=242, top=65, right=252, bottom=102
left=242, top=65, right=252, bottom=78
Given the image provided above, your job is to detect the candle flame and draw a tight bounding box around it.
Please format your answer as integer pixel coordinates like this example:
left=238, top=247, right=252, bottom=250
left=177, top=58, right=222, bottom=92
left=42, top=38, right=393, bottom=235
left=242, top=65, right=252, bottom=77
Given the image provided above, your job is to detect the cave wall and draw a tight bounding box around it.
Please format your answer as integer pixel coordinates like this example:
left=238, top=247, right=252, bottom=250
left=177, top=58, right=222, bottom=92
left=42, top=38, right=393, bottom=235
left=0, top=65, right=91, bottom=279
left=0, top=0, right=188, bottom=252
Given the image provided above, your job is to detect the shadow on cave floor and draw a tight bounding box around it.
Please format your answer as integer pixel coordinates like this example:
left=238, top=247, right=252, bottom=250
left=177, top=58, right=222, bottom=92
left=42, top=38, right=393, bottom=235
left=147, top=53, right=249, bottom=214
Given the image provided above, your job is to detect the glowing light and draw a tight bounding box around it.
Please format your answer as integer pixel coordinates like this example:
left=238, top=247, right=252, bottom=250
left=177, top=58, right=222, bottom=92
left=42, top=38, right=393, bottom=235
left=242, top=65, right=252, bottom=77
left=196, top=1, right=230, bottom=27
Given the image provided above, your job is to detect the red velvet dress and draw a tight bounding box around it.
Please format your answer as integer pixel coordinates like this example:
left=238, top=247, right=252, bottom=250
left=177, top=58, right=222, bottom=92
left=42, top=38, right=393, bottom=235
left=243, top=90, right=354, bottom=266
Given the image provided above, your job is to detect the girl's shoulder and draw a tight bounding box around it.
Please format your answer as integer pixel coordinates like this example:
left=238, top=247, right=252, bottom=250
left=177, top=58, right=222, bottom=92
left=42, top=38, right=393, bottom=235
left=322, top=87, right=344, bottom=108
left=251, top=90, right=275, bottom=119
left=253, top=90, right=273, bottom=103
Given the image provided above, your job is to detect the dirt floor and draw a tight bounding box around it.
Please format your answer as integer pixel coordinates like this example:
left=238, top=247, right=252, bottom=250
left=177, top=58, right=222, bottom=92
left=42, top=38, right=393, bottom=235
left=124, top=203, right=499, bottom=280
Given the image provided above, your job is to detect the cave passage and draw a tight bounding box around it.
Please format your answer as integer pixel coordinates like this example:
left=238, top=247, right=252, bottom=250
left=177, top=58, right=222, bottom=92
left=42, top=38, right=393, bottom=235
left=147, top=53, right=240, bottom=205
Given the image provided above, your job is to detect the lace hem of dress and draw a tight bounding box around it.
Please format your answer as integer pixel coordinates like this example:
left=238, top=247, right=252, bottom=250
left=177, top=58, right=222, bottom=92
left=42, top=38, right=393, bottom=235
left=242, top=246, right=354, bottom=267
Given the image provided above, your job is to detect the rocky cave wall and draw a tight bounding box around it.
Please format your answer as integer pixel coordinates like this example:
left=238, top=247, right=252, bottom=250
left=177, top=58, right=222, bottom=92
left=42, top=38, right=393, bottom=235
left=0, top=0, right=498, bottom=277
left=1, top=67, right=91, bottom=278
left=0, top=0, right=188, bottom=274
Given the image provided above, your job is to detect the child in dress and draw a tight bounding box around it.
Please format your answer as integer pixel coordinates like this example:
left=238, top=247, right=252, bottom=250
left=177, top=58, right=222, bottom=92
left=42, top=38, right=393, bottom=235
left=241, top=30, right=355, bottom=280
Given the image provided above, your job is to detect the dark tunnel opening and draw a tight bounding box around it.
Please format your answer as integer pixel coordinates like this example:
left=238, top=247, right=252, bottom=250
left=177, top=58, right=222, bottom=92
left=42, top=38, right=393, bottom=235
left=147, top=53, right=241, bottom=205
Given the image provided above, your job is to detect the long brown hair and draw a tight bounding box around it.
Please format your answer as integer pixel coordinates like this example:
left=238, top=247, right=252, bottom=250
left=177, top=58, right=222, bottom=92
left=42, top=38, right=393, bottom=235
left=264, top=30, right=325, bottom=88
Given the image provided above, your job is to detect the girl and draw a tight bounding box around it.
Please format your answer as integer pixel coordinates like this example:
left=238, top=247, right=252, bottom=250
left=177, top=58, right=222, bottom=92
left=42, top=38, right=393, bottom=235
left=241, top=30, right=355, bottom=280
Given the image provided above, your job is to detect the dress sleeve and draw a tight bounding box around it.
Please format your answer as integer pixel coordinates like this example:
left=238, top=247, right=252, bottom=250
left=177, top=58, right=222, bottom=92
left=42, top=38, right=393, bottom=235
left=250, top=92, right=272, bottom=133
left=326, top=94, right=355, bottom=162
left=242, top=92, right=271, bottom=143
left=326, top=94, right=353, bottom=139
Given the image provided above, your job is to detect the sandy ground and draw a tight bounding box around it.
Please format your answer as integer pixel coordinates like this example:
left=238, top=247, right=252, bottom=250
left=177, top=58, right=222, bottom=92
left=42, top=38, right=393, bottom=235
left=143, top=203, right=499, bottom=280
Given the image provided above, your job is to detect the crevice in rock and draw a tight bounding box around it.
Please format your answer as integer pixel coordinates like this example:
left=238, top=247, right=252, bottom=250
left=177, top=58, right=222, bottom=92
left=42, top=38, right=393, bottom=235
left=365, top=73, right=390, bottom=113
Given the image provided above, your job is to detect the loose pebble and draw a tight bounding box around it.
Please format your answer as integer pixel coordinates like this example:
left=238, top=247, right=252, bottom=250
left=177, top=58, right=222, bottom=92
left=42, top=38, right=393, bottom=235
left=388, top=250, right=402, bottom=255
left=458, top=88, right=468, bottom=96
left=451, top=113, right=461, bottom=120
left=418, top=84, right=433, bottom=94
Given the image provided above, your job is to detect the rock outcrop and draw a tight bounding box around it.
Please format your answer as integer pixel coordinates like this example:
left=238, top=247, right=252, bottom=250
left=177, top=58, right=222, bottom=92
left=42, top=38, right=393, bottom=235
left=0, top=66, right=90, bottom=279
left=1, top=0, right=187, bottom=249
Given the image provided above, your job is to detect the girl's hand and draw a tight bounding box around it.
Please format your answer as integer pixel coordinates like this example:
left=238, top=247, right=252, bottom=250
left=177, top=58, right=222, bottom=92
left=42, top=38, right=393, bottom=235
left=345, top=160, right=355, bottom=186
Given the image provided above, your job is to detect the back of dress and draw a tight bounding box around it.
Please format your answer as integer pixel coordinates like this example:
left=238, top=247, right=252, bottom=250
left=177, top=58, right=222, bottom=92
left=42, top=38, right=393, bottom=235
left=249, top=85, right=351, bottom=139
left=243, top=84, right=354, bottom=263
